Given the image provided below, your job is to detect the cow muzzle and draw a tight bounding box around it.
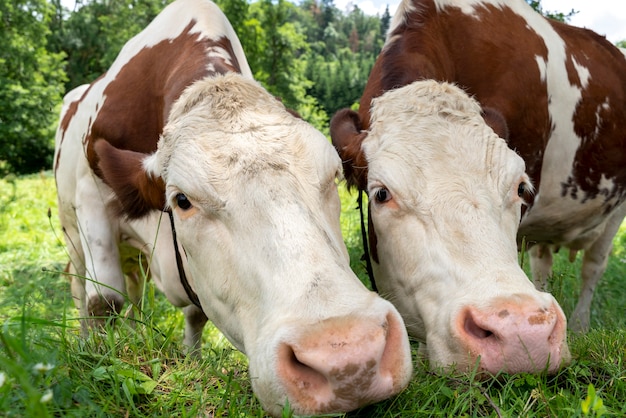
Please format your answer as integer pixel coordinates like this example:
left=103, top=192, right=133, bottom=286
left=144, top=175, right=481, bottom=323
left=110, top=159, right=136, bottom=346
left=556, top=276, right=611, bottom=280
left=455, top=295, right=571, bottom=374
left=269, top=308, right=412, bottom=415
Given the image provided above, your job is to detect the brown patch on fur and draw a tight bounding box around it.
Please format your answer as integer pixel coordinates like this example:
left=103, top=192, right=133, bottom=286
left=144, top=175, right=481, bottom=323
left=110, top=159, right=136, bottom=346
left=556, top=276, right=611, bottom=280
left=55, top=86, right=91, bottom=173
left=345, top=0, right=626, bottom=207
left=86, top=25, right=234, bottom=176
left=76, top=23, right=244, bottom=219
left=371, top=1, right=553, bottom=193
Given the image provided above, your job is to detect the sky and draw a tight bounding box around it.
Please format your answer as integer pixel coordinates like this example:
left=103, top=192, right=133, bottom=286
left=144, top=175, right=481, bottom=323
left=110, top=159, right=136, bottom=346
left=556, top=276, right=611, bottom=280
left=335, top=0, right=626, bottom=44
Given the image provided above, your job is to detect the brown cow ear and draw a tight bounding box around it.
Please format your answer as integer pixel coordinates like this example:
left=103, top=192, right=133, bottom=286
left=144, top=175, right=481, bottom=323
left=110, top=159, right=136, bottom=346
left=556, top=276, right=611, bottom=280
left=481, top=107, right=509, bottom=140
left=329, top=108, right=369, bottom=191
left=94, top=139, right=166, bottom=219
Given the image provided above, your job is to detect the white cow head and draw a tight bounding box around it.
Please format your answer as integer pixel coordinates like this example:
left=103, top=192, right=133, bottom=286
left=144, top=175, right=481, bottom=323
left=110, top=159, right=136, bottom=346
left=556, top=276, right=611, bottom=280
left=331, top=79, right=570, bottom=374
left=136, top=74, right=413, bottom=415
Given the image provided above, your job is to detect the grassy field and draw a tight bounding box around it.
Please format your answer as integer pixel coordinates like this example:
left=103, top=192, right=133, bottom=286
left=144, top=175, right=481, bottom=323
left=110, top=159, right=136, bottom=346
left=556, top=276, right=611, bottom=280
left=1, top=172, right=625, bottom=417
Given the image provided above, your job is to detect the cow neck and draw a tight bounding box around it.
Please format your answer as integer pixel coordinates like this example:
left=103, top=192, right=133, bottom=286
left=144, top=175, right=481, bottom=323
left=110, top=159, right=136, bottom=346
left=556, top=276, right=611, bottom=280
left=166, top=209, right=203, bottom=310
left=358, top=190, right=377, bottom=292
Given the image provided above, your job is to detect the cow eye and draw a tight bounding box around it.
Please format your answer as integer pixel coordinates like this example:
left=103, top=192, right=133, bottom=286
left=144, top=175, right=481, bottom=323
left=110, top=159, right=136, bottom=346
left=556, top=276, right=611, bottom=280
left=374, top=187, right=392, bottom=203
left=517, top=182, right=528, bottom=198
left=176, top=193, right=192, bottom=210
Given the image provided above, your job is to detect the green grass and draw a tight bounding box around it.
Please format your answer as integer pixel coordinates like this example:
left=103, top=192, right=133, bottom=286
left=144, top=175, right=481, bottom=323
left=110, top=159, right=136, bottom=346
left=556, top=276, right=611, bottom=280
left=1, top=172, right=625, bottom=417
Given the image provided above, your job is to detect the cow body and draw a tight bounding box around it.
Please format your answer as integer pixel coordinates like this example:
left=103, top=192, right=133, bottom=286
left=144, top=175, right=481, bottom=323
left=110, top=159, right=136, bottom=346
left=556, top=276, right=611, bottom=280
left=54, top=0, right=412, bottom=415
left=328, top=0, right=626, bottom=372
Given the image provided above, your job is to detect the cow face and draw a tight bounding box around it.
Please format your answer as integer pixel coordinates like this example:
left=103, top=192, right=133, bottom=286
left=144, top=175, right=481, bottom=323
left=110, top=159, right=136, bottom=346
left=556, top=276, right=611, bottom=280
left=332, top=80, right=570, bottom=374
left=135, top=74, right=413, bottom=415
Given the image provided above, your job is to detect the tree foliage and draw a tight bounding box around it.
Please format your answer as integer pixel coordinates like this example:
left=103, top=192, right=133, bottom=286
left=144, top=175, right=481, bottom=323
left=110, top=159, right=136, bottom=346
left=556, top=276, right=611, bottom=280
left=527, top=0, right=577, bottom=23
left=1, top=0, right=613, bottom=175
left=49, top=0, right=169, bottom=89
left=0, top=0, right=67, bottom=175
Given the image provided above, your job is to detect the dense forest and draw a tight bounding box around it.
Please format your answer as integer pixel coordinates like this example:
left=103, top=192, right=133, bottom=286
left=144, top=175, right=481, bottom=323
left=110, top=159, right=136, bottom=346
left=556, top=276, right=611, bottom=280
left=0, top=0, right=618, bottom=175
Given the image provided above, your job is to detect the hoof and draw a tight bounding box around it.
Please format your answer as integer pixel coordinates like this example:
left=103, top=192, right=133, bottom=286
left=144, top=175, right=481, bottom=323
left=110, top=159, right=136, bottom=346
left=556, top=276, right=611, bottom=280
left=87, top=293, right=125, bottom=326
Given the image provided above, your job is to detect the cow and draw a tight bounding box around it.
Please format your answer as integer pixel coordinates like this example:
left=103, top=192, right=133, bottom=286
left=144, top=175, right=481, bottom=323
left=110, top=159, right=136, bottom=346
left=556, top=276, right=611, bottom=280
left=328, top=0, right=626, bottom=373
left=53, top=0, right=413, bottom=415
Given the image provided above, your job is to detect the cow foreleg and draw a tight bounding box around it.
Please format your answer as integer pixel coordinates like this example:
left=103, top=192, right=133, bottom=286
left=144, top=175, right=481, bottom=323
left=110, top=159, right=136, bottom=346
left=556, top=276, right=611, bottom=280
left=122, top=214, right=207, bottom=355
left=121, top=268, right=146, bottom=325
left=529, top=244, right=553, bottom=292
left=59, top=218, right=92, bottom=335
left=81, top=245, right=126, bottom=322
left=183, top=305, right=208, bottom=358
left=75, top=180, right=127, bottom=325
left=570, top=203, right=626, bottom=332
left=67, top=262, right=90, bottom=336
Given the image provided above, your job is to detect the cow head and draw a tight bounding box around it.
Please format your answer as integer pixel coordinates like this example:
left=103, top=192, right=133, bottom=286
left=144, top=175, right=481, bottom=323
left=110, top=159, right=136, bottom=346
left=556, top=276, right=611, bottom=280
left=330, top=80, right=570, bottom=375
left=96, top=73, right=413, bottom=416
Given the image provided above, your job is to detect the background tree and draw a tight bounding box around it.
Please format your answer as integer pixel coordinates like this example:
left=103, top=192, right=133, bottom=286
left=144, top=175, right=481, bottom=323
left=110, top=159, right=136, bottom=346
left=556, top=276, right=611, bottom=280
left=0, top=0, right=66, bottom=175
left=243, top=0, right=328, bottom=131
left=380, top=5, right=390, bottom=38
left=300, top=0, right=384, bottom=116
left=49, top=0, right=169, bottom=90
left=215, top=0, right=248, bottom=31
left=527, top=0, right=576, bottom=22
left=1, top=0, right=613, bottom=176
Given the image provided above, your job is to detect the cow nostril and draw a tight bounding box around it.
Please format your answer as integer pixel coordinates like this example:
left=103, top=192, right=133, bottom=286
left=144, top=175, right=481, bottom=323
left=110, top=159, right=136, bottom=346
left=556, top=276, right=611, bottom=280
left=464, top=310, right=494, bottom=340
left=279, top=343, right=329, bottom=391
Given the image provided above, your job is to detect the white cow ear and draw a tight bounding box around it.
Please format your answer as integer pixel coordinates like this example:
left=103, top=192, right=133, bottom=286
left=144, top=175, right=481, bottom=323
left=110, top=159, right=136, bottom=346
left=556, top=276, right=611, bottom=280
left=142, top=152, right=161, bottom=179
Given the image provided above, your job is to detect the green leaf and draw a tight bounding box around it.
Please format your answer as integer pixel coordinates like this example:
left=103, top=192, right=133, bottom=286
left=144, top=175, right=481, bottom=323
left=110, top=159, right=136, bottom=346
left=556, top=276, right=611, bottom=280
left=91, top=366, right=109, bottom=382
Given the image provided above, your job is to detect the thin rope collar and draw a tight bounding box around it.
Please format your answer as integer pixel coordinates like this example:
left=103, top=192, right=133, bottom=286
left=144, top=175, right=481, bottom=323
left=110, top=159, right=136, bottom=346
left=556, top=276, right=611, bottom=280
left=166, top=209, right=203, bottom=310
left=357, top=190, right=377, bottom=292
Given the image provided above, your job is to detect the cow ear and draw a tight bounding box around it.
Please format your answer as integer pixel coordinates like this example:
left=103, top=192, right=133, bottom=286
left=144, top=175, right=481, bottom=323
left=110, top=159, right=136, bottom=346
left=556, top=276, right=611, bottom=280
left=330, top=108, right=369, bottom=191
left=481, top=107, right=509, bottom=139
left=94, top=139, right=166, bottom=219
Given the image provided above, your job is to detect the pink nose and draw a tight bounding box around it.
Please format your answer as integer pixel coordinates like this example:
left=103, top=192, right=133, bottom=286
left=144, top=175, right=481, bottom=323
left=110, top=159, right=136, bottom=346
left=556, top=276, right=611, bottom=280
left=276, top=310, right=412, bottom=414
left=457, top=296, right=570, bottom=374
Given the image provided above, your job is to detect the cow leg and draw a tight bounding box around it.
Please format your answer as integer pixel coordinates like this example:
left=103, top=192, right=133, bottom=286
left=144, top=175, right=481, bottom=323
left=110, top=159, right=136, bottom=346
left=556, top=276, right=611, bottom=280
left=75, top=179, right=127, bottom=324
left=124, top=270, right=144, bottom=306
left=68, top=263, right=86, bottom=310
left=120, top=243, right=150, bottom=322
left=121, top=268, right=146, bottom=325
left=569, top=203, right=626, bottom=332
left=529, top=244, right=553, bottom=291
left=68, top=262, right=90, bottom=336
left=122, top=214, right=208, bottom=355
left=183, top=305, right=208, bottom=358
left=59, top=219, right=92, bottom=335
left=82, top=238, right=126, bottom=324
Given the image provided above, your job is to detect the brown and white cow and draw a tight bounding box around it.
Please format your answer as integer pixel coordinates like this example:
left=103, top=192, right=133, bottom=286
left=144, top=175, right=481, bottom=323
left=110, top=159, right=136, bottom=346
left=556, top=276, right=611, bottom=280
left=329, top=0, right=626, bottom=372
left=54, top=0, right=413, bottom=415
